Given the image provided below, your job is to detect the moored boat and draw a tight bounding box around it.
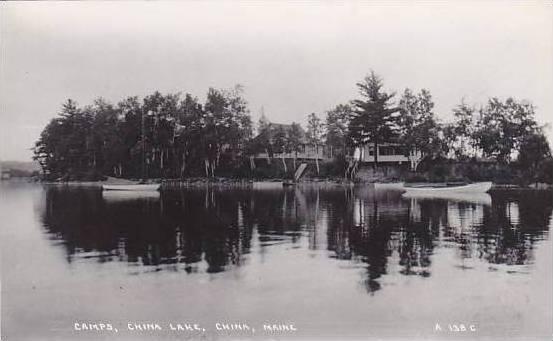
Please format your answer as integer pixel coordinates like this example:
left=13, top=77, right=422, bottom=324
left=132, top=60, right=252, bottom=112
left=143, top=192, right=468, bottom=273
left=402, top=191, right=492, bottom=205
left=102, top=183, right=160, bottom=191
left=252, top=181, right=284, bottom=189
left=102, top=189, right=160, bottom=201
left=402, top=181, right=492, bottom=194
left=374, top=182, right=405, bottom=190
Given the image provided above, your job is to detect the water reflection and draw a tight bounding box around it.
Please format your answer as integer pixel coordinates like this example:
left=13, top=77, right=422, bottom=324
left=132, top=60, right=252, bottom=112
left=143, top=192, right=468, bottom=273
left=39, top=186, right=552, bottom=293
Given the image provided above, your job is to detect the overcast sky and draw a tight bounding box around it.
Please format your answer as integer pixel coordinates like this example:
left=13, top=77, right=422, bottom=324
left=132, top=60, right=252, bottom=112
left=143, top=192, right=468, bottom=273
left=1, top=1, right=552, bottom=162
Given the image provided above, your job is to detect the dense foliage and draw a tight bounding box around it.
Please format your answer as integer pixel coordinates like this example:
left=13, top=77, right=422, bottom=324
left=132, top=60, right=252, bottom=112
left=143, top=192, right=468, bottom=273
left=34, top=74, right=552, bottom=183
left=34, top=87, right=253, bottom=180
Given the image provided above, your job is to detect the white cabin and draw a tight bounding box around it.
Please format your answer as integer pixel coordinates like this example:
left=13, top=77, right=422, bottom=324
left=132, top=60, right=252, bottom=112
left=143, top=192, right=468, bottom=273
left=355, top=143, right=409, bottom=164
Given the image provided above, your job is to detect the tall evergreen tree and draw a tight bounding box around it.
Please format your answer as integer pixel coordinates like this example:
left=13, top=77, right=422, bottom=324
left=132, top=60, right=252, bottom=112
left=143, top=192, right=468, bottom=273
left=348, top=71, right=399, bottom=168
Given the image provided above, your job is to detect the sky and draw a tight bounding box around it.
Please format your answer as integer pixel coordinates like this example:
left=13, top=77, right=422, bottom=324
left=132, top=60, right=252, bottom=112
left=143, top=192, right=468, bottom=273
left=1, top=1, right=552, bottom=162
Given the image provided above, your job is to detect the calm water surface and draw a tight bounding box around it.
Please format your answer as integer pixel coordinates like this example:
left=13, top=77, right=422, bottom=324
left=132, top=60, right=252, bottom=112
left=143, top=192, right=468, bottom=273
left=1, top=182, right=552, bottom=340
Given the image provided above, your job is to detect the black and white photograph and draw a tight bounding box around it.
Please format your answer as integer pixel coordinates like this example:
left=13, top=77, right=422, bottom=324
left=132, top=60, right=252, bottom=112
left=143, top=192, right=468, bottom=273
left=1, top=1, right=552, bottom=340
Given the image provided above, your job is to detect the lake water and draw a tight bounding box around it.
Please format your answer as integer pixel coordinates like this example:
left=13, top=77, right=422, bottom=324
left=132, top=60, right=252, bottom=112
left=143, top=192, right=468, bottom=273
left=1, top=182, right=551, bottom=340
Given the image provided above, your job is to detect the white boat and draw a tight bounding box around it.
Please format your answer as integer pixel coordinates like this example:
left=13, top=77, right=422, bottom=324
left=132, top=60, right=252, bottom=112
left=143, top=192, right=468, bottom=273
left=402, top=181, right=492, bottom=194
left=374, top=182, right=405, bottom=190
left=402, top=191, right=492, bottom=205
left=252, top=181, right=284, bottom=189
left=102, top=189, right=160, bottom=202
left=102, top=183, right=160, bottom=191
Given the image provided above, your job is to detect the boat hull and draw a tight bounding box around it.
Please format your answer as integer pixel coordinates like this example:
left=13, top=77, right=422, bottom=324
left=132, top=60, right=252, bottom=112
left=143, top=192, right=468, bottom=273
left=374, top=182, right=405, bottom=190
left=102, top=184, right=160, bottom=191
left=403, top=181, right=492, bottom=194
left=402, top=191, right=492, bottom=205
left=102, top=190, right=160, bottom=201
left=252, top=181, right=284, bottom=189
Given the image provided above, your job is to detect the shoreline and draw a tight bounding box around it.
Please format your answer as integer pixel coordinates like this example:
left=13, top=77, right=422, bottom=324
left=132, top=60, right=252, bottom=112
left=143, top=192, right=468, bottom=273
left=11, top=177, right=553, bottom=190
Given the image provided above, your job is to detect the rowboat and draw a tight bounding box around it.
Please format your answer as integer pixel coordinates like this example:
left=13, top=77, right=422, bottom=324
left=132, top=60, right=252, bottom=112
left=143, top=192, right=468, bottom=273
left=402, top=181, right=492, bottom=194
left=102, top=189, right=160, bottom=201
left=252, top=181, right=284, bottom=189
left=102, top=183, right=160, bottom=191
left=374, top=182, right=405, bottom=190
left=402, top=191, right=492, bottom=205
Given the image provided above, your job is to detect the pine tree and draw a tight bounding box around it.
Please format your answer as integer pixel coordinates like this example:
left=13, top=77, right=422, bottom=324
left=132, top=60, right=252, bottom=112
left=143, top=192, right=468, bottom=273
left=348, top=71, right=398, bottom=168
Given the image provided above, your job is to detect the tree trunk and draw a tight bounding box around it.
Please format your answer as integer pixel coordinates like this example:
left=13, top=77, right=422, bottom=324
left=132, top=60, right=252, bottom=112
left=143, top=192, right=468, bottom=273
left=265, top=148, right=271, bottom=165
left=181, top=152, right=186, bottom=178
left=281, top=155, right=287, bottom=173
left=204, top=159, right=209, bottom=177
left=373, top=140, right=378, bottom=169
left=315, top=145, right=320, bottom=175
left=249, top=156, right=256, bottom=170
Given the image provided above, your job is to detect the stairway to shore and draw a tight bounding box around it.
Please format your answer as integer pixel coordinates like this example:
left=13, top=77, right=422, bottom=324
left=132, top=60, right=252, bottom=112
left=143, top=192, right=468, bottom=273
left=294, top=163, right=308, bottom=181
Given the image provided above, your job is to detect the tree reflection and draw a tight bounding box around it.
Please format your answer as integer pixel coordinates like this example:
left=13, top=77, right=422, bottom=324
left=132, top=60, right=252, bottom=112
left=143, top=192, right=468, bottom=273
left=325, top=189, right=551, bottom=293
left=41, top=187, right=255, bottom=273
left=39, top=186, right=552, bottom=293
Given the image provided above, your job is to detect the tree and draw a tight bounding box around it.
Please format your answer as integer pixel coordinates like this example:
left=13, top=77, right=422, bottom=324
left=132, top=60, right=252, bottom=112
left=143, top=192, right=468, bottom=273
left=272, top=125, right=288, bottom=173
left=448, top=101, right=479, bottom=159
left=348, top=71, right=398, bottom=168
left=258, top=110, right=270, bottom=135
left=325, top=103, right=351, bottom=158
left=254, top=116, right=273, bottom=164
left=517, top=131, right=551, bottom=185
left=307, top=112, right=323, bottom=174
left=473, top=97, right=539, bottom=162
left=174, top=93, right=204, bottom=177
left=202, top=85, right=252, bottom=176
left=287, top=122, right=304, bottom=170
left=397, top=88, right=443, bottom=170
left=33, top=99, right=96, bottom=180
left=117, top=96, right=143, bottom=178
left=141, top=92, right=181, bottom=177
left=34, top=87, right=254, bottom=180
left=89, top=98, right=125, bottom=177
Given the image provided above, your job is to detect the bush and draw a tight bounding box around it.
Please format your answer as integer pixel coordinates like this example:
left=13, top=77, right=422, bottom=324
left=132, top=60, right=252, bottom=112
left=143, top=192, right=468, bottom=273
left=537, top=158, right=553, bottom=184
left=319, top=156, right=347, bottom=177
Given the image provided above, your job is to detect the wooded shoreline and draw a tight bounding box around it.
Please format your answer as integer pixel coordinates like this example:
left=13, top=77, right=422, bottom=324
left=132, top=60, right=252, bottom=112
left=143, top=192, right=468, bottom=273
left=31, top=176, right=552, bottom=191
left=31, top=73, right=552, bottom=187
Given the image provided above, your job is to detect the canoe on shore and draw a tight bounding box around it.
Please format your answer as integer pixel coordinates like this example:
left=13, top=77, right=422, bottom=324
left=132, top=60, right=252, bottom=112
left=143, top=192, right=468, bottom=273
left=403, top=181, right=492, bottom=194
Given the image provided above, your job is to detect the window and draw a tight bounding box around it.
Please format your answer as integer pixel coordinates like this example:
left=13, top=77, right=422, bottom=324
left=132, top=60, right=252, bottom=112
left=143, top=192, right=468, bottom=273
left=379, top=146, right=395, bottom=156
left=367, top=146, right=375, bottom=156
